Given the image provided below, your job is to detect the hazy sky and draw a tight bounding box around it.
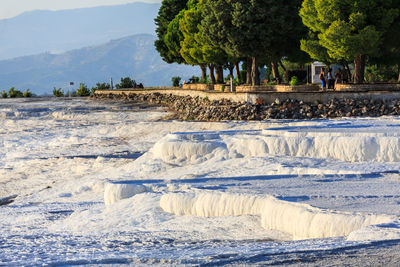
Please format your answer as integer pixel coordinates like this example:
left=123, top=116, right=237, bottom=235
left=0, top=0, right=161, bottom=19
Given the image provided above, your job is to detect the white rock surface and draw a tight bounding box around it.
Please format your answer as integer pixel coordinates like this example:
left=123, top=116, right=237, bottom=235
left=160, top=192, right=396, bottom=240
left=104, top=182, right=150, bottom=205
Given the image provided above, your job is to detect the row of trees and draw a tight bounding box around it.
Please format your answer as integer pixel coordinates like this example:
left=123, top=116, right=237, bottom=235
left=53, top=83, right=91, bottom=97
left=1, top=88, right=32, bottom=98
left=155, top=0, right=400, bottom=85
left=52, top=77, right=141, bottom=97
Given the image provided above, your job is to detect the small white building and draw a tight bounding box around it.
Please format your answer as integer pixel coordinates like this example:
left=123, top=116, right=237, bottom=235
left=311, top=62, right=345, bottom=84
left=311, top=62, right=326, bottom=84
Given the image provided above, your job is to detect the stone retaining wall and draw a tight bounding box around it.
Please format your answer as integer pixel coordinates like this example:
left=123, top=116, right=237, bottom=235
left=181, top=83, right=400, bottom=93
left=182, top=84, right=213, bottom=90
left=235, top=84, right=320, bottom=92
left=246, top=91, right=400, bottom=104
left=95, top=86, right=400, bottom=105
left=94, top=91, right=400, bottom=121
left=182, top=83, right=232, bottom=91
left=335, top=83, right=400, bottom=92
left=181, top=83, right=321, bottom=92
left=95, top=88, right=249, bottom=103
left=213, top=84, right=228, bottom=92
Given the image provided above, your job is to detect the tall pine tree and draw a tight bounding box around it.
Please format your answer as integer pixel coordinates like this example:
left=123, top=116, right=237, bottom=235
left=154, top=0, right=187, bottom=64
left=180, top=0, right=228, bottom=84
left=202, top=0, right=306, bottom=85
left=300, top=0, right=399, bottom=83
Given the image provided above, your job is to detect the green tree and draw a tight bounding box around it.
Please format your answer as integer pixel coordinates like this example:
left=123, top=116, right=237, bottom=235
left=23, top=89, right=32, bottom=98
left=8, top=87, right=23, bottom=98
left=93, top=82, right=111, bottom=90
left=300, top=0, right=399, bottom=83
left=76, top=83, right=91, bottom=97
left=171, top=76, right=181, bottom=87
left=164, top=10, right=186, bottom=65
left=369, top=0, right=400, bottom=82
left=202, top=0, right=305, bottom=85
left=300, top=33, right=333, bottom=65
left=91, top=82, right=110, bottom=95
left=154, top=0, right=188, bottom=64
left=116, top=77, right=135, bottom=89
left=53, top=87, right=64, bottom=97
left=179, top=0, right=208, bottom=81
left=179, top=0, right=229, bottom=84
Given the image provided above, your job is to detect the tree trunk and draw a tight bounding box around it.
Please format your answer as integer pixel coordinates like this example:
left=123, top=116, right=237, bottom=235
left=279, top=60, right=287, bottom=72
left=200, top=65, right=207, bottom=81
left=246, top=58, right=252, bottom=84
left=229, top=65, right=234, bottom=79
left=342, top=63, right=351, bottom=83
left=215, top=66, right=224, bottom=84
left=235, top=62, right=240, bottom=81
left=271, top=61, right=280, bottom=84
left=279, top=60, right=288, bottom=82
left=353, top=54, right=366, bottom=84
left=208, top=65, right=216, bottom=84
left=251, top=57, right=260, bottom=85
left=397, top=64, right=400, bottom=83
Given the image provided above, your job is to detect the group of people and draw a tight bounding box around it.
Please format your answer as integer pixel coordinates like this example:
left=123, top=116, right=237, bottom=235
left=319, top=67, right=349, bottom=91
left=132, top=81, right=144, bottom=89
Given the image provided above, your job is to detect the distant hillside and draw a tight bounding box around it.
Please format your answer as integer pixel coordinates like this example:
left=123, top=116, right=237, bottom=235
left=0, top=34, right=199, bottom=95
left=0, top=2, right=161, bottom=60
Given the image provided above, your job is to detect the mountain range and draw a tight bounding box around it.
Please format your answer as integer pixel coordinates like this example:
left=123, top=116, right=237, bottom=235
left=0, top=34, right=199, bottom=95
left=0, top=2, right=161, bottom=60
left=0, top=3, right=201, bottom=95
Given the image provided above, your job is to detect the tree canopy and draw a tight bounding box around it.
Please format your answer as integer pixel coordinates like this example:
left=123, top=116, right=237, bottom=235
left=201, top=0, right=306, bottom=85
left=163, top=10, right=186, bottom=63
left=155, top=0, right=400, bottom=85
left=179, top=0, right=209, bottom=80
left=154, top=0, right=188, bottom=64
left=300, top=0, right=400, bottom=83
left=179, top=0, right=229, bottom=83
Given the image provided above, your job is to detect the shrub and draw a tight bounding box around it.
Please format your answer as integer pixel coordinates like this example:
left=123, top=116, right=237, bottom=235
left=23, top=89, right=32, bottom=98
left=8, top=87, right=23, bottom=98
left=221, top=85, right=225, bottom=92
left=116, top=77, right=135, bottom=89
left=91, top=82, right=111, bottom=95
left=1, top=91, right=7, bottom=98
left=266, top=81, right=278, bottom=86
left=189, top=76, right=200, bottom=83
left=171, top=76, right=181, bottom=87
left=290, top=76, right=299, bottom=86
left=76, top=83, right=91, bottom=97
left=286, top=70, right=307, bottom=84
left=53, top=87, right=64, bottom=97
left=199, top=75, right=210, bottom=84
left=365, top=65, right=397, bottom=83
left=8, top=87, right=16, bottom=98
left=93, top=82, right=111, bottom=90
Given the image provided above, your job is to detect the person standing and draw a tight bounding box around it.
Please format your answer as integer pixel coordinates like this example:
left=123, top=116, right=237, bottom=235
left=335, top=68, right=343, bottom=89
left=342, top=66, right=349, bottom=83
left=327, top=68, right=335, bottom=89
left=319, top=68, right=327, bottom=91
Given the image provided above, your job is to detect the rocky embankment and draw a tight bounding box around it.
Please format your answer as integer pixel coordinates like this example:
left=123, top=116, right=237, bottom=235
left=95, top=92, right=400, bottom=121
